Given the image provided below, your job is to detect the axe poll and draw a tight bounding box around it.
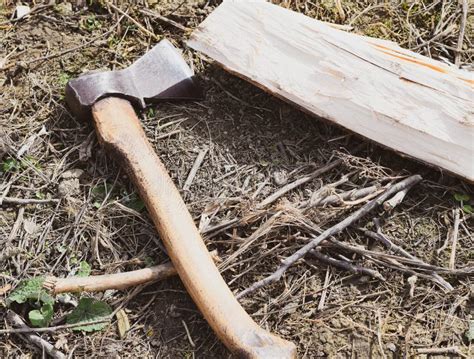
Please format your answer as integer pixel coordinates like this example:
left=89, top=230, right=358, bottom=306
left=65, top=40, right=296, bottom=359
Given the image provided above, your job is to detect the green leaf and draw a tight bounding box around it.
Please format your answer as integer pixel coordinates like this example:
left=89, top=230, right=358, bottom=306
left=91, top=183, right=118, bottom=205
left=92, top=184, right=107, bottom=200
left=454, top=193, right=470, bottom=202
left=28, top=302, right=54, bottom=327
left=21, top=155, right=41, bottom=170
left=77, top=261, right=91, bottom=277
left=2, top=158, right=19, bottom=173
left=124, top=193, right=145, bottom=212
left=35, top=191, right=45, bottom=199
left=463, top=204, right=473, bottom=214
left=67, top=298, right=112, bottom=332
left=7, top=277, right=54, bottom=306
left=147, top=107, right=156, bottom=118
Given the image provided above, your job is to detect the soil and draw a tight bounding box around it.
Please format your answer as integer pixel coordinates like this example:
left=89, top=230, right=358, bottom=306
left=1, top=1, right=473, bottom=358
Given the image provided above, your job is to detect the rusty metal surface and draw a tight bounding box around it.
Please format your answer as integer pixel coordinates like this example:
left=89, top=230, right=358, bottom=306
left=65, top=39, right=202, bottom=120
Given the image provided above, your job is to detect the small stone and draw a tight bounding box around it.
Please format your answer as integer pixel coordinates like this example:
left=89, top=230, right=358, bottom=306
left=61, top=168, right=84, bottom=179
left=273, top=169, right=288, bottom=186
left=281, top=302, right=298, bottom=315
left=387, top=343, right=397, bottom=352
left=23, top=218, right=39, bottom=235
left=58, top=178, right=80, bottom=198
left=55, top=2, right=73, bottom=16
left=14, top=5, right=30, bottom=19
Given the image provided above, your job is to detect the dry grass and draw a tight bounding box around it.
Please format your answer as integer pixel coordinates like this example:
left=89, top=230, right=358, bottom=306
left=1, top=1, right=473, bottom=358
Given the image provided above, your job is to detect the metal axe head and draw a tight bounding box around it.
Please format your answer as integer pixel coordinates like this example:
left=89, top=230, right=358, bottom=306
left=65, top=40, right=202, bottom=119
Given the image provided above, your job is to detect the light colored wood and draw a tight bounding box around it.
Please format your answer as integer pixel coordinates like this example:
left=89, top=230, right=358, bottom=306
left=91, top=97, right=296, bottom=359
left=188, top=0, right=474, bottom=182
left=44, top=262, right=177, bottom=294
left=44, top=251, right=221, bottom=294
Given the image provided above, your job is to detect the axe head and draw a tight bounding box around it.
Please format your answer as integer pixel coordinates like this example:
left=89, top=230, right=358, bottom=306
left=66, top=40, right=202, bottom=120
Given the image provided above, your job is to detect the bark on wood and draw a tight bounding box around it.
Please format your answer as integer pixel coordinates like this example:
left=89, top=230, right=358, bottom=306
left=43, top=262, right=177, bottom=294
left=188, top=0, right=474, bottom=182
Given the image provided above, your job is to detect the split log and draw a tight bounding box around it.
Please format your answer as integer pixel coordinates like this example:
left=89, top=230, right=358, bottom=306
left=188, top=0, right=474, bottom=182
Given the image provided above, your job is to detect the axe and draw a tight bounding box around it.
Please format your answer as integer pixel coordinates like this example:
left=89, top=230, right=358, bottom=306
left=65, top=40, right=296, bottom=358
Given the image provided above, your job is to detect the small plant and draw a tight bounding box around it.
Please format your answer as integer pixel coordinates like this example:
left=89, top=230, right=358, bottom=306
left=77, top=261, right=92, bottom=277
left=67, top=297, right=112, bottom=332
left=1, top=157, right=20, bottom=173
left=1, top=156, right=41, bottom=174
left=7, top=277, right=55, bottom=328
left=7, top=261, right=111, bottom=331
left=147, top=107, right=156, bottom=118
left=29, top=302, right=54, bottom=327
left=454, top=193, right=473, bottom=214
left=81, top=15, right=102, bottom=32
left=58, top=72, right=70, bottom=87
left=107, top=35, right=120, bottom=49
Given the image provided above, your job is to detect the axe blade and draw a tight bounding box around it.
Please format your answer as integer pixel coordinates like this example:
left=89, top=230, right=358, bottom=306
left=66, top=40, right=202, bottom=120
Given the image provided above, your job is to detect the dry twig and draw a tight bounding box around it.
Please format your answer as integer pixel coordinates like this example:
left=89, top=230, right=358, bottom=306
left=237, top=175, right=422, bottom=299
left=183, top=147, right=208, bottom=190
left=449, top=208, right=461, bottom=270
left=1, top=197, right=59, bottom=206
left=415, top=346, right=467, bottom=358
left=140, top=8, right=189, bottom=32
left=361, top=228, right=453, bottom=291
left=5, top=311, right=66, bottom=359
left=257, top=159, right=342, bottom=208
left=310, top=250, right=385, bottom=280
left=455, top=0, right=468, bottom=66
left=106, top=2, right=159, bottom=40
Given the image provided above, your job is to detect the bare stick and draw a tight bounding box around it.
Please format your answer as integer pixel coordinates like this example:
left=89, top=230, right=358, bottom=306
left=1, top=197, right=59, bottom=206
left=183, top=147, right=208, bottom=191
left=0, top=316, right=109, bottom=335
left=313, top=185, right=380, bottom=208
left=455, top=0, right=468, bottom=66
left=6, top=207, right=24, bottom=246
left=5, top=311, right=66, bottom=359
left=327, top=240, right=473, bottom=276
left=310, top=250, right=385, bottom=280
left=140, top=8, right=189, bottom=31
left=106, top=2, right=159, bottom=40
left=43, top=262, right=177, bottom=294
left=237, top=175, right=422, bottom=299
left=257, top=159, right=342, bottom=208
left=449, top=209, right=461, bottom=270
left=361, top=229, right=453, bottom=291
left=383, top=184, right=412, bottom=211
left=415, top=346, right=467, bottom=358
left=317, top=267, right=331, bottom=311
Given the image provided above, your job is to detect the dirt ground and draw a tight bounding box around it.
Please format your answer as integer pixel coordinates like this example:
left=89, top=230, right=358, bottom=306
left=1, top=1, right=473, bottom=358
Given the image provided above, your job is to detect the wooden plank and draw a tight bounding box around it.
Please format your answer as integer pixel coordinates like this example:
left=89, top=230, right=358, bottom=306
left=188, top=0, right=474, bottom=182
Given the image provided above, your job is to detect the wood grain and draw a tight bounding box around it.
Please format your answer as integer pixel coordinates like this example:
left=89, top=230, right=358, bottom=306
left=91, top=97, right=296, bottom=359
left=188, top=0, right=474, bottom=182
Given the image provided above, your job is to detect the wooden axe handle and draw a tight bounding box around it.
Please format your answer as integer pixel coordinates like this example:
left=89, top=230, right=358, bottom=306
left=92, top=97, right=296, bottom=359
